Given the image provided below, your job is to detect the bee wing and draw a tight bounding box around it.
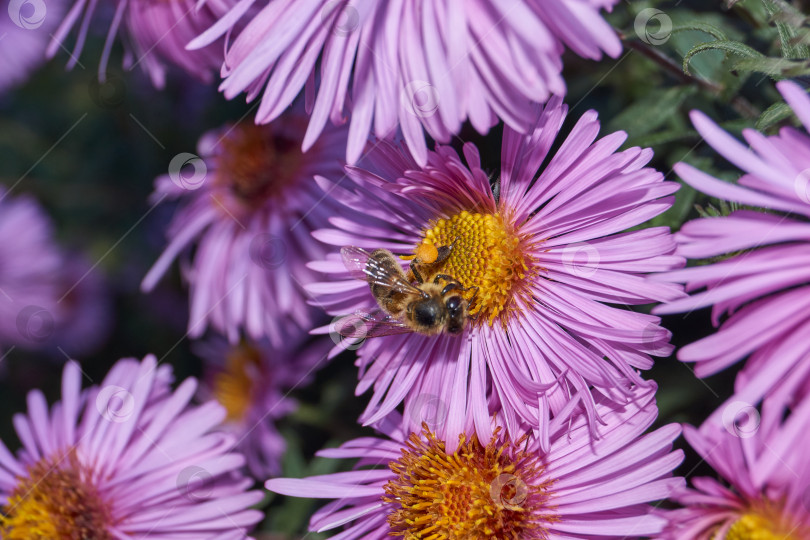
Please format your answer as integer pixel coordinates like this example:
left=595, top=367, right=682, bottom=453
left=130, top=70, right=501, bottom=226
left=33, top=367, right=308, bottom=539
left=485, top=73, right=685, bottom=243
left=340, top=246, right=422, bottom=296
left=335, top=309, right=414, bottom=338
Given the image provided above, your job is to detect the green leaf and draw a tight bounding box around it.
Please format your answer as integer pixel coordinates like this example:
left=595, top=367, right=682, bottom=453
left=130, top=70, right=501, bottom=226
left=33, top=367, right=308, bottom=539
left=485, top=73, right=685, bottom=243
left=683, top=39, right=764, bottom=75
left=670, top=23, right=728, bottom=42
left=764, top=0, right=810, bottom=59
left=731, top=55, right=810, bottom=77
left=607, top=86, right=697, bottom=140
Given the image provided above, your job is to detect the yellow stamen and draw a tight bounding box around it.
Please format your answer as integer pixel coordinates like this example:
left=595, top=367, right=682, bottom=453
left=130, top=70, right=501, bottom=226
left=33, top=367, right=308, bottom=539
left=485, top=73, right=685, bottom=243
left=384, top=426, right=556, bottom=539
left=412, top=211, right=530, bottom=324
left=212, top=342, right=263, bottom=423
left=0, top=451, right=114, bottom=539
left=726, top=507, right=803, bottom=540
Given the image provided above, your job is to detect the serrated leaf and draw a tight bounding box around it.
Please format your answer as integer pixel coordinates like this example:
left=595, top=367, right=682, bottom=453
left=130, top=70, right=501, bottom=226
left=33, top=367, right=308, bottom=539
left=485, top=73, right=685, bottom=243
left=731, top=55, right=810, bottom=77
left=757, top=100, right=800, bottom=131
left=683, top=40, right=764, bottom=75
left=670, top=23, right=728, bottom=41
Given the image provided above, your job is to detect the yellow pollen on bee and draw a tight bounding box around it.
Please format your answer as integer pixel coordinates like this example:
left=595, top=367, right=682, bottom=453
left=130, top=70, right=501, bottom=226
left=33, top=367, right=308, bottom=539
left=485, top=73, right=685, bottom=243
left=213, top=342, right=263, bottom=423
left=383, top=426, right=556, bottom=539
left=726, top=508, right=803, bottom=540
left=414, top=210, right=530, bottom=325
left=0, top=451, right=114, bottom=539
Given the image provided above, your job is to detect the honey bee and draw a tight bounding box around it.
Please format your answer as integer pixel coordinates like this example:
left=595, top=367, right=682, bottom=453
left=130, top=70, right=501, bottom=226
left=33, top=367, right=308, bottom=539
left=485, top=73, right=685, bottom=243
left=336, top=244, right=477, bottom=338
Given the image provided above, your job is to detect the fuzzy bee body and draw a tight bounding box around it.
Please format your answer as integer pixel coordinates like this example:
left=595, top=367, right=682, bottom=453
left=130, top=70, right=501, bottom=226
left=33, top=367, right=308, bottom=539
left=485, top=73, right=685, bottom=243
left=338, top=246, right=476, bottom=338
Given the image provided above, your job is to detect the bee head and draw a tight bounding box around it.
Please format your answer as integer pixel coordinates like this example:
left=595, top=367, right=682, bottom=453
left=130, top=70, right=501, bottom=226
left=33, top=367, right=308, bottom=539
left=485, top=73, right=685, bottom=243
left=413, top=299, right=441, bottom=328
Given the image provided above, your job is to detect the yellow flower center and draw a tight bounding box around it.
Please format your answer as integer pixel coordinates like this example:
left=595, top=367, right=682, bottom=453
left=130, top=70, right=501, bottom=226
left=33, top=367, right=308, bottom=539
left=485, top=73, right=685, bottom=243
left=384, top=427, right=555, bottom=539
left=214, top=123, right=304, bottom=211
left=726, top=509, right=802, bottom=540
left=213, top=342, right=263, bottom=423
left=413, top=211, right=530, bottom=325
left=0, top=451, right=114, bottom=539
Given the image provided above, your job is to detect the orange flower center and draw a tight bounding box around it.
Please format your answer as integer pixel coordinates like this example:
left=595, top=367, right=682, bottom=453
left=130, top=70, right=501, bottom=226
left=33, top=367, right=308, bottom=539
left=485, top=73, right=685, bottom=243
left=214, top=123, right=304, bottom=211
left=212, top=342, right=263, bottom=423
left=0, top=451, right=114, bottom=539
left=384, top=427, right=556, bottom=539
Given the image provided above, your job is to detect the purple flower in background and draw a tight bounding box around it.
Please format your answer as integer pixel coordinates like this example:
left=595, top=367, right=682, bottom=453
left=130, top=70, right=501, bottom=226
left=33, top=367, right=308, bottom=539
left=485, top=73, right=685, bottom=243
left=655, top=81, right=810, bottom=408
left=310, top=97, right=682, bottom=448
left=195, top=333, right=329, bottom=478
left=663, top=389, right=810, bottom=539
left=190, top=0, right=622, bottom=165
left=1, top=0, right=63, bottom=94
left=142, top=112, right=346, bottom=346
left=47, top=0, right=238, bottom=87
left=0, top=187, right=63, bottom=350
left=0, top=355, right=264, bottom=538
left=268, top=385, right=683, bottom=539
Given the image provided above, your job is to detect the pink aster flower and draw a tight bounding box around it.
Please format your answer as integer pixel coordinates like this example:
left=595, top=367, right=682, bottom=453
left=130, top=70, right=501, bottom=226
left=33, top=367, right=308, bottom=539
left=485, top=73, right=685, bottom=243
left=0, top=355, right=264, bottom=538
left=0, top=186, right=63, bottom=351
left=268, top=384, right=684, bottom=539
left=309, top=97, right=683, bottom=448
left=142, top=112, right=346, bottom=345
left=47, top=0, right=239, bottom=87
left=1, top=0, right=64, bottom=94
left=195, top=333, right=329, bottom=478
left=190, top=0, right=622, bottom=165
left=654, top=81, right=810, bottom=407
left=663, top=387, right=810, bottom=539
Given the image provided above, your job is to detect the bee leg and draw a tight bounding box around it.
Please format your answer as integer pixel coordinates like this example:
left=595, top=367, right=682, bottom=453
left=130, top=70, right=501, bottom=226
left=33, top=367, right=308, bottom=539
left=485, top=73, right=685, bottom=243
left=432, top=273, right=456, bottom=285
left=409, top=259, right=425, bottom=284
left=434, top=236, right=461, bottom=265
left=464, top=286, right=480, bottom=303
